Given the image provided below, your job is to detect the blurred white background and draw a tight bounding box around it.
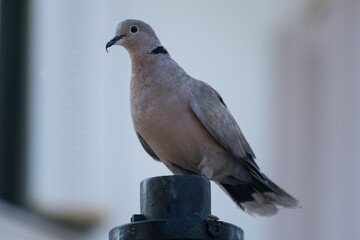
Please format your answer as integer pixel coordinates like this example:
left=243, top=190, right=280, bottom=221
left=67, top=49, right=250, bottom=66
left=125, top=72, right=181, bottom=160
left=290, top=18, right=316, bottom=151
left=0, top=0, right=359, bottom=239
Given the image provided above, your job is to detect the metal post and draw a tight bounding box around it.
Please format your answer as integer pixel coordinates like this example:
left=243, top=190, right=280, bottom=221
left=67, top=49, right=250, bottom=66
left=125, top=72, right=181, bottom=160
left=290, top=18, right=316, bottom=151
left=0, top=0, right=29, bottom=205
left=109, top=175, right=244, bottom=240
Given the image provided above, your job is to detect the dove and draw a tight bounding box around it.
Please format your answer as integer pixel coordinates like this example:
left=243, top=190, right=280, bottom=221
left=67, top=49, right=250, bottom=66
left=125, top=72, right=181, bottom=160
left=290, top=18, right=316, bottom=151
left=106, top=19, right=299, bottom=216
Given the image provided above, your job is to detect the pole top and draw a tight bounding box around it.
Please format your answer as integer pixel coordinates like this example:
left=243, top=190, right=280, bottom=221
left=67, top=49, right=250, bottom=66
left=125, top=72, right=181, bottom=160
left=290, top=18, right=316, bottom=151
left=109, top=175, right=244, bottom=240
left=140, top=175, right=211, bottom=220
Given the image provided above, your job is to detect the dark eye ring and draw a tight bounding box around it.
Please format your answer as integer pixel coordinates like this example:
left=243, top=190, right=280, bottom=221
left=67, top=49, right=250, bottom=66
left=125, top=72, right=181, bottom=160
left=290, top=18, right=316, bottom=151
left=130, top=25, right=139, bottom=34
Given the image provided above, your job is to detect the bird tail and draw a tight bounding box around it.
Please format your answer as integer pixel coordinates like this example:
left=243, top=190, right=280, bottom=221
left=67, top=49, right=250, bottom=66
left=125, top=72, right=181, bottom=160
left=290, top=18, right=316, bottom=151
left=219, top=176, right=299, bottom=216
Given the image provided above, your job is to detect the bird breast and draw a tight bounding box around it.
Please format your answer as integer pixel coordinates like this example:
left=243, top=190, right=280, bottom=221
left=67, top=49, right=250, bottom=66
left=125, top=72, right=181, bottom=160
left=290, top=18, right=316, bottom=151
left=130, top=75, right=221, bottom=174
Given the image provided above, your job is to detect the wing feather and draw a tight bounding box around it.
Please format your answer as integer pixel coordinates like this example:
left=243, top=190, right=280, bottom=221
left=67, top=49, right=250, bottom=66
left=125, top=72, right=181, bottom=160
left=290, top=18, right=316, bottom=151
left=190, top=81, right=265, bottom=180
left=136, top=131, right=160, bottom=161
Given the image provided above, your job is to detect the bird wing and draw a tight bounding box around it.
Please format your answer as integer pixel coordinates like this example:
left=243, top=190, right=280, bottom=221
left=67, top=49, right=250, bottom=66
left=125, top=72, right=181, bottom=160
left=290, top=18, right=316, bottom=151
left=136, top=131, right=160, bottom=161
left=190, top=80, right=262, bottom=174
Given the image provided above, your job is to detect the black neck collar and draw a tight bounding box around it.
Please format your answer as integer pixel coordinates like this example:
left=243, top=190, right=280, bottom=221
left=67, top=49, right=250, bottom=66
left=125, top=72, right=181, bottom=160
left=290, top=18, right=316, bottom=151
left=148, top=46, right=168, bottom=55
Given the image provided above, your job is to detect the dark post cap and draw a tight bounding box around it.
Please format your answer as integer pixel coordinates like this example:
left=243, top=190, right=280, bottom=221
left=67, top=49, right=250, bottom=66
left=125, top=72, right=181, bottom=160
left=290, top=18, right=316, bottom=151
left=140, top=175, right=211, bottom=220
left=109, top=175, right=244, bottom=240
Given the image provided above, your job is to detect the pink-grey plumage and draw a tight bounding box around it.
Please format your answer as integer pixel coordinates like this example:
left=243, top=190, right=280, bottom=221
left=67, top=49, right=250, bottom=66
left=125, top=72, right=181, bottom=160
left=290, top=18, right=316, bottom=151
left=106, top=19, right=299, bottom=216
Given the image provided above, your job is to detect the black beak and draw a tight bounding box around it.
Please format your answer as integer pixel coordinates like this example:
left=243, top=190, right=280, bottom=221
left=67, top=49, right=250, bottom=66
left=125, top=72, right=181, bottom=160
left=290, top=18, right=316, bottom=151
left=106, top=35, right=123, bottom=53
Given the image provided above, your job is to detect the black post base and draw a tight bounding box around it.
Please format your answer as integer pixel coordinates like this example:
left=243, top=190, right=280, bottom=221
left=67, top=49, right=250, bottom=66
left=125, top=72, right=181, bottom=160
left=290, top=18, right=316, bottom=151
left=109, top=175, right=244, bottom=240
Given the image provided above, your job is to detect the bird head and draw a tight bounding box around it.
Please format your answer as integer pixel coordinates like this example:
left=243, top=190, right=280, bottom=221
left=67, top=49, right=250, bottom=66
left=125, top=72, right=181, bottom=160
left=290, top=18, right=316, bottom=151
left=106, top=19, right=161, bottom=55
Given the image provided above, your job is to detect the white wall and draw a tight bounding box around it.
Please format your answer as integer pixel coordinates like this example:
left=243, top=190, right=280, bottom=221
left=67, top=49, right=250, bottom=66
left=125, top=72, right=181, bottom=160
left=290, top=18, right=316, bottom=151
left=272, top=0, right=360, bottom=239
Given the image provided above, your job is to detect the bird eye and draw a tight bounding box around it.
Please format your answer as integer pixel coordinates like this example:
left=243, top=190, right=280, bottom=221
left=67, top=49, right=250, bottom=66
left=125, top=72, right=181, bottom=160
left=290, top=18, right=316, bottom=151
left=130, top=25, right=139, bottom=34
